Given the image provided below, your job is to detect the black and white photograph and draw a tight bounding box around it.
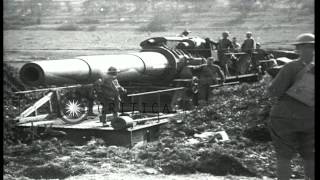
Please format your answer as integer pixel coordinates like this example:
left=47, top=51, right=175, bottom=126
left=3, top=0, right=314, bottom=179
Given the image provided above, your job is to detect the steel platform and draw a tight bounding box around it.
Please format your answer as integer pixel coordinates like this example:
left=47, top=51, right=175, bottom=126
left=16, top=116, right=169, bottom=147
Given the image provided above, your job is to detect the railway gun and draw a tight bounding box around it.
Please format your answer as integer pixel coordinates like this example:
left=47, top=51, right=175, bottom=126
left=13, top=36, right=297, bottom=130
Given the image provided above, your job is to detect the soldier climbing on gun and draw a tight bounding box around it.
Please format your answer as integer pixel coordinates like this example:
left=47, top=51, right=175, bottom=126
left=93, top=66, right=127, bottom=127
left=188, top=57, right=225, bottom=106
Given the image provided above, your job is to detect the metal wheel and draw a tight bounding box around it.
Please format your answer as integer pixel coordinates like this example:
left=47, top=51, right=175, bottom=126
left=59, top=90, right=89, bottom=124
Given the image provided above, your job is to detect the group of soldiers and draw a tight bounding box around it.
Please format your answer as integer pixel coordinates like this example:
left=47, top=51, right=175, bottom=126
left=180, top=30, right=270, bottom=106
left=88, top=32, right=314, bottom=180
left=181, top=29, right=272, bottom=76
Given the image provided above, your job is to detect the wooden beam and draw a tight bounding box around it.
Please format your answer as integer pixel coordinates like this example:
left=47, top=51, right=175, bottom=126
left=133, top=114, right=176, bottom=123
left=18, top=114, right=50, bottom=124
left=18, top=92, right=54, bottom=118
left=209, top=81, right=239, bottom=88
left=14, top=84, right=93, bottom=94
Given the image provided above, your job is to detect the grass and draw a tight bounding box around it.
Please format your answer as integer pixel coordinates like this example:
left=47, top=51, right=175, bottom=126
left=56, top=23, right=80, bottom=31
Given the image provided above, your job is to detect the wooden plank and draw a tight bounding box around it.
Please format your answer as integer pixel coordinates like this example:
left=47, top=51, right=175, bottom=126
left=16, top=118, right=168, bottom=147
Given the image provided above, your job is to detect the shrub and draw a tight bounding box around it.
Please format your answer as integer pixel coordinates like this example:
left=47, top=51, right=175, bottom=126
left=77, top=18, right=100, bottom=24
left=138, top=13, right=168, bottom=32
left=56, top=23, right=80, bottom=31
left=87, top=25, right=97, bottom=31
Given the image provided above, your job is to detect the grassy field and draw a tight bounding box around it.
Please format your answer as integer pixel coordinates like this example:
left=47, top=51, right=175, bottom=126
left=3, top=3, right=314, bottom=63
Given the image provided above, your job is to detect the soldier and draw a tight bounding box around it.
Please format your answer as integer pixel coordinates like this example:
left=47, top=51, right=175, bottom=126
left=268, top=33, right=314, bottom=180
left=94, top=66, right=126, bottom=126
left=231, top=37, right=241, bottom=52
left=241, top=31, right=256, bottom=53
left=203, top=37, right=218, bottom=58
left=255, top=42, right=274, bottom=59
left=236, top=32, right=256, bottom=74
left=217, top=31, right=233, bottom=76
left=189, top=57, right=225, bottom=105
left=241, top=32, right=257, bottom=71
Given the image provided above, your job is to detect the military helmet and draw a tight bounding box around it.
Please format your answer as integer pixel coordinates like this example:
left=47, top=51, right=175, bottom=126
left=107, top=66, right=119, bottom=75
left=291, top=33, right=314, bottom=45
left=256, top=42, right=261, bottom=46
left=246, top=31, right=252, bottom=38
left=222, top=31, right=230, bottom=37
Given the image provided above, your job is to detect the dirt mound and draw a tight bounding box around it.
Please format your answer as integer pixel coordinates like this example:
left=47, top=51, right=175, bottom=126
left=243, top=124, right=272, bottom=142
left=23, top=163, right=70, bottom=179
left=196, top=150, right=256, bottom=176
left=3, top=75, right=305, bottom=179
left=134, top=75, right=303, bottom=178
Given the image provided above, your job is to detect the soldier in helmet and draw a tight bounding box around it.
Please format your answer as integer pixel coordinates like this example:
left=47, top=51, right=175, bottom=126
left=231, top=37, right=241, bottom=52
left=94, top=66, right=127, bottom=126
left=239, top=31, right=257, bottom=72
left=188, top=57, right=225, bottom=105
left=254, top=42, right=274, bottom=60
left=241, top=31, right=256, bottom=53
left=268, top=33, right=314, bottom=180
left=217, top=31, right=233, bottom=76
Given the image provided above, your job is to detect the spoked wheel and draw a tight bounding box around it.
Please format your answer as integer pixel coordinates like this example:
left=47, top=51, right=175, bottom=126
left=59, top=90, right=89, bottom=124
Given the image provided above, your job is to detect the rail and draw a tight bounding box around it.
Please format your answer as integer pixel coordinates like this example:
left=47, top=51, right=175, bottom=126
left=127, top=87, right=186, bottom=97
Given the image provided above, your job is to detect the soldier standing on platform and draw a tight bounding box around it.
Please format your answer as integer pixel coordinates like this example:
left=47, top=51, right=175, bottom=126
left=94, top=67, right=126, bottom=126
left=240, top=32, right=257, bottom=72
left=217, top=31, right=233, bottom=76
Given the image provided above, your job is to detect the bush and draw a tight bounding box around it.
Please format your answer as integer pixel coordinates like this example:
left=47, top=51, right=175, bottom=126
left=56, top=23, right=80, bottom=31
left=138, top=13, right=168, bottom=32
left=77, top=18, right=100, bottom=24
left=87, top=25, right=97, bottom=31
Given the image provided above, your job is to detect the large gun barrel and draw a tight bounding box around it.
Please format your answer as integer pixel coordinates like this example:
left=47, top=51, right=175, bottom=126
left=20, top=51, right=177, bottom=86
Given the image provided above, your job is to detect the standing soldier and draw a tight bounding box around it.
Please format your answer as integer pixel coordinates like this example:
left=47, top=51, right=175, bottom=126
left=231, top=37, right=241, bottom=52
left=241, top=31, right=256, bottom=54
left=268, top=33, right=314, bottom=180
left=189, top=57, right=225, bottom=105
left=94, top=67, right=126, bottom=126
left=217, top=31, right=233, bottom=76
left=240, top=31, right=257, bottom=72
